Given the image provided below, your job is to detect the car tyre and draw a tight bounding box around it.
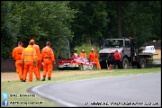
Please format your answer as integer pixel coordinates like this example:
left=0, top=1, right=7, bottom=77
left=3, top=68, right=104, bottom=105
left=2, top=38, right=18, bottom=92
left=79, top=64, right=84, bottom=70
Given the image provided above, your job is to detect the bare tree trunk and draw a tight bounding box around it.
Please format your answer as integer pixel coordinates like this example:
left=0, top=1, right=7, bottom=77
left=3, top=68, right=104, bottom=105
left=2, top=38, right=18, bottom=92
left=86, top=37, right=91, bottom=45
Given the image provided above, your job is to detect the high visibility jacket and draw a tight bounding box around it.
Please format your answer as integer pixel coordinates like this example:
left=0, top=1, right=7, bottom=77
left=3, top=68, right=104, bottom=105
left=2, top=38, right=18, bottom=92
left=79, top=52, right=87, bottom=58
left=33, top=44, right=41, bottom=61
left=88, top=51, right=97, bottom=62
left=113, top=52, right=121, bottom=60
left=12, top=45, right=24, bottom=60
left=41, top=46, right=55, bottom=62
left=95, top=52, right=99, bottom=58
left=21, top=45, right=37, bottom=62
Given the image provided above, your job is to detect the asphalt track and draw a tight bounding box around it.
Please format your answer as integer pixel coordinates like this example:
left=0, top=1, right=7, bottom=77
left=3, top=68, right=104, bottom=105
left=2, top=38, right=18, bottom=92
left=28, top=72, right=161, bottom=107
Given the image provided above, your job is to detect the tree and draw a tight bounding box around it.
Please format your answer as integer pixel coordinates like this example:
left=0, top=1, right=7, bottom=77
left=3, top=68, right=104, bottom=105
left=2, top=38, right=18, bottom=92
left=1, top=1, right=21, bottom=60
left=1, top=1, right=77, bottom=59
left=70, top=1, right=161, bottom=49
left=116, top=1, right=122, bottom=37
left=1, top=1, right=161, bottom=59
left=121, top=1, right=161, bottom=47
left=69, top=1, right=109, bottom=48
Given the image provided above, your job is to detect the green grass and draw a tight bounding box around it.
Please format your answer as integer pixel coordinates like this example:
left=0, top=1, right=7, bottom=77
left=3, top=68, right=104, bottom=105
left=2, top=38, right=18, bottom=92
left=1, top=68, right=161, bottom=107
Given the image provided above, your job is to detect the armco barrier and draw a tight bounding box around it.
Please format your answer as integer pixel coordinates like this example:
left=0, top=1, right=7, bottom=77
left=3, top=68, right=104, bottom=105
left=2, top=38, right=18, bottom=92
left=1, top=59, right=16, bottom=72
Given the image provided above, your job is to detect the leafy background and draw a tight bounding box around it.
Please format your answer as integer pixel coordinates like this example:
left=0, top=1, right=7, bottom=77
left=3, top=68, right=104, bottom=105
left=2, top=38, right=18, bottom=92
left=1, top=1, right=161, bottom=60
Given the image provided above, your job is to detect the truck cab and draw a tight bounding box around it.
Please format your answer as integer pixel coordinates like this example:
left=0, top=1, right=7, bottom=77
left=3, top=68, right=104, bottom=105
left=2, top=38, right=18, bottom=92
left=99, top=37, right=153, bottom=69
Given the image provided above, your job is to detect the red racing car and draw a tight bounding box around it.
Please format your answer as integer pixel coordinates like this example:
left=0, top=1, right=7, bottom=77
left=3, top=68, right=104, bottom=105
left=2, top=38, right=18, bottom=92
left=58, top=57, right=97, bottom=70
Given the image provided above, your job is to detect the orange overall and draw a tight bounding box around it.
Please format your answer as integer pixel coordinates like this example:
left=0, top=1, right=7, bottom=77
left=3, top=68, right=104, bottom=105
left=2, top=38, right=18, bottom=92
left=41, top=46, right=55, bottom=79
left=79, top=51, right=87, bottom=58
left=88, top=51, right=101, bottom=69
left=21, top=45, right=37, bottom=82
left=12, top=45, right=24, bottom=80
left=94, top=52, right=101, bottom=70
left=33, top=44, right=41, bottom=80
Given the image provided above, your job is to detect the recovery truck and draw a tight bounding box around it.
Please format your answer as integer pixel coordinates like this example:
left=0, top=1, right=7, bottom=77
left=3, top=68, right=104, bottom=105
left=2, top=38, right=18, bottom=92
left=99, top=37, right=154, bottom=69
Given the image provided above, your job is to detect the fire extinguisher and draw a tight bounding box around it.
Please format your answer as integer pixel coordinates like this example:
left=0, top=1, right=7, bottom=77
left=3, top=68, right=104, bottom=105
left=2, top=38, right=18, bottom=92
left=109, top=64, right=112, bottom=70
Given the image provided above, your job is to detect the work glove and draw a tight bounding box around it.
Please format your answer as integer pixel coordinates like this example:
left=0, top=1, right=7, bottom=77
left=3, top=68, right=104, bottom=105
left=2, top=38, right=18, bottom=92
left=22, top=61, right=24, bottom=66
left=34, top=61, right=37, bottom=67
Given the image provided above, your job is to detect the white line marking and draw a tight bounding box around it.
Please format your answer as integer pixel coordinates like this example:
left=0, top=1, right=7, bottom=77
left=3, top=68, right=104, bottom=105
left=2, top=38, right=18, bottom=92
left=31, top=85, right=78, bottom=107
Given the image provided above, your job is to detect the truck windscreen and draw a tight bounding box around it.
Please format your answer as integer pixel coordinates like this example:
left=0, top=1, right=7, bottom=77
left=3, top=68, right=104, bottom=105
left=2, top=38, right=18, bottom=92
left=103, top=40, right=123, bottom=48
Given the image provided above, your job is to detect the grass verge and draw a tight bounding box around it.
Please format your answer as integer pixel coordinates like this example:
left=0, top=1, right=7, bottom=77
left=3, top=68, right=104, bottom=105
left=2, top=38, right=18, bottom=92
left=1, top=68, right=161, bottom=107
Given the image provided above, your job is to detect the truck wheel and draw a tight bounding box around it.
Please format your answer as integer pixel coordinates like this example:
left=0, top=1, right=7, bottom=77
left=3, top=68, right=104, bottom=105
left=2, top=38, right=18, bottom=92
left=121, top=57, right=129, bottom=69
left=100, top=61, right=107, bottom=69
left=137, top=58, right=146, bottom=68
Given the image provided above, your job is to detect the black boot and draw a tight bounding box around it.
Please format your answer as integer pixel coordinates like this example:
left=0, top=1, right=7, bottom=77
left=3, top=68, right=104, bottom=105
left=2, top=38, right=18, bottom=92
left=42, top=76, right=46, bottom=81
left=48, top=77, right=51, bottom=80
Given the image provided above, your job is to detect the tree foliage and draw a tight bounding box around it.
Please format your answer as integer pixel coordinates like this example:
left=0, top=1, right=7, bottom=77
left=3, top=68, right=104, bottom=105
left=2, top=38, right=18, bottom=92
left=1, top=1, right=21, bottom=60
left=121, top=1, right=161, bottom=47
left=69, top=1, right=161, bottom=48
left=1, top=1, right=161, bottom=60
left=69, top=1, right=109, bottom=47
left=1, top=1, right=77, bottom=59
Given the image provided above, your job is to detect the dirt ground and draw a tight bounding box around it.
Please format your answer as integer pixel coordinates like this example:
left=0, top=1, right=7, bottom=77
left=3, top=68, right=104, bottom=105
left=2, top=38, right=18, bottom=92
left=153, top=49, right=161, bottom=59
left=1, top=70, right=112, bottom=82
